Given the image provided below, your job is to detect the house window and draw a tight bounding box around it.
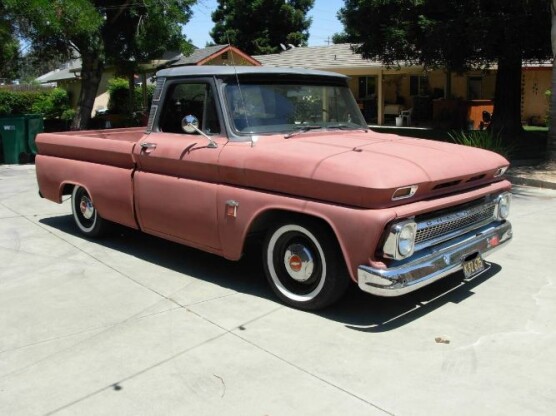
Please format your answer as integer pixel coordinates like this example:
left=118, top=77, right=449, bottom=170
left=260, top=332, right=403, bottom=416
left=468, top=76, right=482, bottom=99
left=358, top=76, right=376, bottom=99
left=410, top=75, right=429, bottom=96
left=221, top=52, right=229, bottom=60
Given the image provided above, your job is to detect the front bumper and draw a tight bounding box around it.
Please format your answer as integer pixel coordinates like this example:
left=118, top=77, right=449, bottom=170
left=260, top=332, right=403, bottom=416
left=358, top=221, right=512, bottom=297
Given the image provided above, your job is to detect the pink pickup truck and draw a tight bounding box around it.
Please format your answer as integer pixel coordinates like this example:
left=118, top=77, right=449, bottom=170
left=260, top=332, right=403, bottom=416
left=35, top=66, right=512, bottom=309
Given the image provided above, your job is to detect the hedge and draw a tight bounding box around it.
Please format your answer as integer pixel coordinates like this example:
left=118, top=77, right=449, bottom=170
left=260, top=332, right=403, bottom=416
left=107, top=78, right=155, bottom=114
left=0, top=88, right=74, bottom=120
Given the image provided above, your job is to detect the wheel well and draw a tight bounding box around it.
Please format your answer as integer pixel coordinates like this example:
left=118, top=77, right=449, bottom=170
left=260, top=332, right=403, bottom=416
left=246, top=209, right=340, bottom=250
left=61, top=183, right=75, bottom=197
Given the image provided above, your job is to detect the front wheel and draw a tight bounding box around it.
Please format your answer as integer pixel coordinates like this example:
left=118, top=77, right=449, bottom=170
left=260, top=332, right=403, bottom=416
left=71, top=186, right=108, bottom=237
left=263, top=220, right=350, bottom=310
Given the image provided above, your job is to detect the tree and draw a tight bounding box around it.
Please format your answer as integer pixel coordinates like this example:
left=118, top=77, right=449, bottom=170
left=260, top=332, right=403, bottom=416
left=211, top=0, right=314, bottom=55
left=6, top=0, right=195, bottom=129
left=0, top=4, right=20, bottom=81
left=17, top=46, right=71, bottom=84
left=338, top=0, right=552, bottom=142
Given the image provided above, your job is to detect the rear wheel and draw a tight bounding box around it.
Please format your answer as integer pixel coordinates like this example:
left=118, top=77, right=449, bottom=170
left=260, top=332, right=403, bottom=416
left=71, top=186, right=108, bottom=237
left=263, top=220, right=350, bottom=310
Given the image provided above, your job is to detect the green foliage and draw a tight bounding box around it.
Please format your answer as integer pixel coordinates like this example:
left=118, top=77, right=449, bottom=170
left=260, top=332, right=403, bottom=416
left=210, top=0, right=314, bottom=55
left=338, top=0, right=551, bottom=70
left=6, top=0, right=195, bottom=129
left=0, top=3, right=19, bottom=80
left=448, top=130, right=514, bottom=159
left=0, top=88, right=71, bottom=120
left=0, top=90, right=42, bottom=115
left=31, top=88, right=72, bottom=120
left=107, top=78, right=130, bottom=114
left=103, top=0, right=195, bottom=69
left=107, top=78, right=154, bottom=114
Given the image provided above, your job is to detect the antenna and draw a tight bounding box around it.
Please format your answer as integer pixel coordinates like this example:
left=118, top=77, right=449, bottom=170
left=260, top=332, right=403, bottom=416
left=226, top=34, right=252, bottom=143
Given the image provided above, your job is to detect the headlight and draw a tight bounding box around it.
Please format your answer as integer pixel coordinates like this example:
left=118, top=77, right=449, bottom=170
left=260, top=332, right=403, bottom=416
left=398, top=223, right=416, bottom=257
left=496, top=192, right=512, bottom=220
left=383, top=220, right=417, bottom=260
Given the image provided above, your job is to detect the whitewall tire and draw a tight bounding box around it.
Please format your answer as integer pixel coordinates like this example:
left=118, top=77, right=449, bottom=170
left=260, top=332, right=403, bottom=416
left=263, top=220, right=350, bottom=310
left=71, top=186, right=108, bottom=237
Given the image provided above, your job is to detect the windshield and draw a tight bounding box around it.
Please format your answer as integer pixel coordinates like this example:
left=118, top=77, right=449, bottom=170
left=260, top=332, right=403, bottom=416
left=224, top=81, right=367, bottom=135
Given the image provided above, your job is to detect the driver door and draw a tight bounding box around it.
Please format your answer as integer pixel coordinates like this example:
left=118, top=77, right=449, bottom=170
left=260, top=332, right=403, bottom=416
left=133, top=80, right=226, bottom=253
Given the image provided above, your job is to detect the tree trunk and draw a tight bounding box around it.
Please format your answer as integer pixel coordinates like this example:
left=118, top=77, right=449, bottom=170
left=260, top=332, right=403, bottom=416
left=548, top=0, right=556, bottom=161
left=489, top=54, right=524, bottom=143
left=71, top=52, right=104, bottom=130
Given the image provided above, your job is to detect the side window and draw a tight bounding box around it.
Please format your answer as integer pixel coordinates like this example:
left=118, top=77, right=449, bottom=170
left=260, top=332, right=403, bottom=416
left=159, top=82, right=220, bottom=134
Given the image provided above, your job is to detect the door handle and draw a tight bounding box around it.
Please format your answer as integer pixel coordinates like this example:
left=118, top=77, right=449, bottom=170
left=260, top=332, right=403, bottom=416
left=140, top=142, right=157, bottom=150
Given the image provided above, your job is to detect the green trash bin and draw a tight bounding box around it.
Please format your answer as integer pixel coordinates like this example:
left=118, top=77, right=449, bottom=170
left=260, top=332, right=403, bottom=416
left=0, top=114, right=44, bottom=164
left=0, top=115, right=28, bottom=164
left=25, top=114, right=44, bottom=156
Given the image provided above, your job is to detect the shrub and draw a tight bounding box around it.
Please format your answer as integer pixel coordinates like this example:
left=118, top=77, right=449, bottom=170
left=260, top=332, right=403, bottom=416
left=31, top=88, right=72, bottom=120
left=0, top=88, right=72, bottom=120
left=448, top=130, right=514, bottom=159
left=107, top=78, right=131, bottom=114
left=107, top=77, right=155, bottom=114
left=0, top=89, right=44, bottom=114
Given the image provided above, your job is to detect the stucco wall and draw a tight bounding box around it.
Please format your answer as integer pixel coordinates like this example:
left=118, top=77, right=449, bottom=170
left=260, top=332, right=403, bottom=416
left=91, top=69, right=115, bottom=115
left=522, top=68, right=550, bottom=125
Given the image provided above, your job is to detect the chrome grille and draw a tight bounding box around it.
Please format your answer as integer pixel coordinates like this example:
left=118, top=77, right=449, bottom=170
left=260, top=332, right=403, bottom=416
left=415, top=201, right=496, bottom=246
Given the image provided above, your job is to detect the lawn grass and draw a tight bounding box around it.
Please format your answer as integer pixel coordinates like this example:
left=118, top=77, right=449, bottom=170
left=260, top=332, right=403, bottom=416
left=523, top=125, right=548, bottom=132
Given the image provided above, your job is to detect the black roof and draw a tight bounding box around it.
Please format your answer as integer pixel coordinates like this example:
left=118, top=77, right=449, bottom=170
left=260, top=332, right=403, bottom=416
left=156, top=65, right=348, bottom=80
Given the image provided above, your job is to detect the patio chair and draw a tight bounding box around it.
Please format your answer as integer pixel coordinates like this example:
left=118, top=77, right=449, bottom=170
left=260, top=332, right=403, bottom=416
left=400, top=108, right=413, bottom=126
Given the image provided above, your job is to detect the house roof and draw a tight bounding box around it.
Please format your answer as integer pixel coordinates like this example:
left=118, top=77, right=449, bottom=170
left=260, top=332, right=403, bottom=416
left=255, top=44, right=554, bottom=72
left=35, top=46, right=238, bottom=84
left=254, top=44, right=385, bottom=69
left=171, top=44, right=261, bottom=66
left=36, top=59, right=82, bottom=83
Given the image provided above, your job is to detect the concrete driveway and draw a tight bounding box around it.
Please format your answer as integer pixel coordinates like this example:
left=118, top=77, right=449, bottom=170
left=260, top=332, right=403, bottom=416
left=1, top=165, right=555, bottom=415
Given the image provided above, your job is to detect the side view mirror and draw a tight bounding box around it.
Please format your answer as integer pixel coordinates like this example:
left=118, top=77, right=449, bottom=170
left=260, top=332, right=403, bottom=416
left=181, top=114, right=199, bottom=134
left=181, top=114, right=218, bottom=148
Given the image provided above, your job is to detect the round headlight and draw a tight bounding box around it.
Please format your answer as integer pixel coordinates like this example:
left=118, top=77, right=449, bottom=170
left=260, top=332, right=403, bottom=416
left=398, top=222, right=416, bottom=258
left=497, top=193, right=512, bottom=220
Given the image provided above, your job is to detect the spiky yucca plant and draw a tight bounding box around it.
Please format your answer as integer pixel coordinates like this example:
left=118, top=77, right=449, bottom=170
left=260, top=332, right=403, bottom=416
left=448, top=130, right=514, bottom=159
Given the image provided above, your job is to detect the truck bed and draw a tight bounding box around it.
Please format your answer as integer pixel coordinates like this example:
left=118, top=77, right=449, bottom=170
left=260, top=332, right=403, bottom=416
left=36, top=127, right=144, bottom=169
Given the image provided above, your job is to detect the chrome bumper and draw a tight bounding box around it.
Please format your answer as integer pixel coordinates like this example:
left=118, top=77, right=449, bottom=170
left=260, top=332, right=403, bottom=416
left=358, top=221, right=512, bottom=297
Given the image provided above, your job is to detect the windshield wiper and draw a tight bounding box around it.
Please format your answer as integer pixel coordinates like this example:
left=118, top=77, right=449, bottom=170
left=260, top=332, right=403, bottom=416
left=327, top=124, right=368, bottom=132
left=284, top=125, right=322, bottom=139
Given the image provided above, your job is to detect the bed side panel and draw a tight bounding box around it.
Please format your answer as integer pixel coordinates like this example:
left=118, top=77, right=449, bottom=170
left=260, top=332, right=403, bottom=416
left=36, top=155, right=137, bottom=229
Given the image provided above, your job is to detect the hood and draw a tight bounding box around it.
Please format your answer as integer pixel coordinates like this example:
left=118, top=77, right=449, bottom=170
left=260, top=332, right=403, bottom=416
left=218, top=130, right=509, bottom=209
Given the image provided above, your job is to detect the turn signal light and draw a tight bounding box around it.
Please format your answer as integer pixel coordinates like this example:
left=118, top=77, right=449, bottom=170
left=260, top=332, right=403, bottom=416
left=392, top=185, right=418, bottom=201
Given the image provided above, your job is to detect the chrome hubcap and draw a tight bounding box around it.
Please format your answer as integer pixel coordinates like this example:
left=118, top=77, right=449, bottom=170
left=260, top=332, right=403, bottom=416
left=79, top=196, right=95, bottom=220
left=284, top=244, right=314, bottom=282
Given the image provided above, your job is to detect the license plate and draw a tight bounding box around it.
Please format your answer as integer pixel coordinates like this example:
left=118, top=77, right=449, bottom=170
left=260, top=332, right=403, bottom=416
left=463, top=255, right=485, bottom=278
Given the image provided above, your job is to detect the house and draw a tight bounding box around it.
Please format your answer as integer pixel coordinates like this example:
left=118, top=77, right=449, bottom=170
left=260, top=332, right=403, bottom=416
left=36, top=45, right=260, bottom=117
left=37, top=43, right=550, bottom=128
left=254, top=44, right=551, bottom=128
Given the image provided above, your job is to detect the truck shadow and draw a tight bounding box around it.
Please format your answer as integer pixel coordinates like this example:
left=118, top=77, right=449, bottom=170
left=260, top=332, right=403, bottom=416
left=41, top=215, right=502, bottom=332
left=40, top=215, right=274, bottom=301
left=321, top=263, right=501, bottom=332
